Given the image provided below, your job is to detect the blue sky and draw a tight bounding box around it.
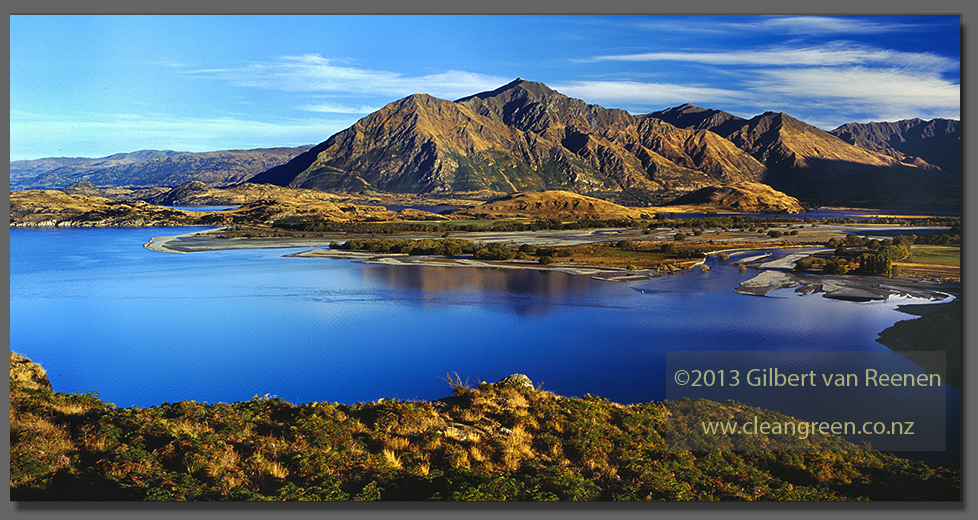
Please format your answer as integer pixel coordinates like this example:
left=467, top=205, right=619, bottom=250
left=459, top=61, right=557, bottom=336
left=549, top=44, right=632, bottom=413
left=9, top=15, right=961, bottom=161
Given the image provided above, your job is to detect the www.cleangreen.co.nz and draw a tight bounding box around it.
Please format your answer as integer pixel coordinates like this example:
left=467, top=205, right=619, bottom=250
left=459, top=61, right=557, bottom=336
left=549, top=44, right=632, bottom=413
left=700, top=416, right=917, bottom=440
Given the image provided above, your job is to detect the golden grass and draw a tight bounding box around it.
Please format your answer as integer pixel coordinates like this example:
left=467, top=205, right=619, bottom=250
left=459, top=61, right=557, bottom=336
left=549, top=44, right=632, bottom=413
left=457, top=407, right=484, bottom=423
left=170, top=420, right=213, bottom=438
left=382, top=449, right=403, bottom=470
left=384, top=434, right=412, bottom=452
left=498, top=425, right=535, bottom=472
left=468, top=445, right=486, bottom=462
left=204, top=448, right=242, bottom=479
left=49, top=402, right=90, bottom=416
left=245, top=455, right=290, bottom=482
left=441, top=426, right=469, bottom=443
left=450, top=449, right=470, bottom=470
left=11, top=417, right=75, bottom=461
left=265, top=461, right=290, bottom=480
left=10, top=351, right=49, bottom=389
left=82, top=431, right=113, bottom=453
left=506, top=425, right=534, bottom=458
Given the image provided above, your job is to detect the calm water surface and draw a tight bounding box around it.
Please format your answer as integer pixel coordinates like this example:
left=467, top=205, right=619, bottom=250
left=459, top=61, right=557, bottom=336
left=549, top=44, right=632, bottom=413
left=9, top=227, right=959, bottom=462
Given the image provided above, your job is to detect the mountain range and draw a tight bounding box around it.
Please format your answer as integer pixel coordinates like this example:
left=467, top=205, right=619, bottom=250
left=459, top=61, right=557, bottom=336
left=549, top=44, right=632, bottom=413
left=10, top=79, right=960, bottom=208
left=249, top=79, right=959, bottom=206
left=9, top=146, right=313, bottom=191
left=830, top=118, right=961, bottom=174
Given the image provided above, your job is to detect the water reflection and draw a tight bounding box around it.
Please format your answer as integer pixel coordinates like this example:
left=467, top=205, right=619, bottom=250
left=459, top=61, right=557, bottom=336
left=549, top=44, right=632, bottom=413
left=359, top=263, right=624, bottom=317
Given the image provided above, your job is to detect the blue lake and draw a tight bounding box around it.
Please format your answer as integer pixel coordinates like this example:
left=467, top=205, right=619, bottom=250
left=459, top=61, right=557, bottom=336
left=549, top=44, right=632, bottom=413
left=8, top=227, right=960, bottom=463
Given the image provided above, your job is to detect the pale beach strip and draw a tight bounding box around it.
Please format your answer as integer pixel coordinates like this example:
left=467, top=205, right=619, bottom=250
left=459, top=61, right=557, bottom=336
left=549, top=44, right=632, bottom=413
left=143, top=227, right=226, bottom=254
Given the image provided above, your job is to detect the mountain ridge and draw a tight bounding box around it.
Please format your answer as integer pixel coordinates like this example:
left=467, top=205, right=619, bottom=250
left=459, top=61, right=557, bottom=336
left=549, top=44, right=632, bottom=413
left=251, top=79, right=777, bottom=204
left=247, top=79, right=957, bottom=206
left=10, top=146, right=314, bottom=191
left=830, top=118, right=960, bottom=173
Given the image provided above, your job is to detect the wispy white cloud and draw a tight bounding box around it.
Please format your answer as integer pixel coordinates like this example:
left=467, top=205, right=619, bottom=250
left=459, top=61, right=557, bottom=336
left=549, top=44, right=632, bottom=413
left=628, top=15, right=923, bottom=37
left=190, top=54, right=510, bottom=101
left=722, top=16, right=916, bottom=35
left=746, top=67, right=960, bottom=123
left=589, top=42, right=957, bottom=73
left=299, top=102, right=380, bottom=114
left=551, top=80, right=746, bottom=110
left=578, top=37, right=959, bottom=125
left=145, top=60, right=200, bottom=69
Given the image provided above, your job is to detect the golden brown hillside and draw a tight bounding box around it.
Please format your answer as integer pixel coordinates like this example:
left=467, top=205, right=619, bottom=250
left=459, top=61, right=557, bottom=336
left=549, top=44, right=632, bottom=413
left=666, top=182, right=804, bottom=213
left=8, top=189, right=446, bottom=228
left=448, top=190, right=649, bottom=220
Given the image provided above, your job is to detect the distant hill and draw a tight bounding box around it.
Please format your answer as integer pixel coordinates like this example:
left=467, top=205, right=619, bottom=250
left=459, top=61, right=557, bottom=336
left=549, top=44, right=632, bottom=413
left=142, top=181, right=343, bottom=207
left=830, top=118, right=961, bottom=174
left=10, top=150, right=183, bottom=188
left=248, top=79, right=958, bottom=207
left=665, top=181, right=804, bottom=214
left=448, top=190, right=648, bottom=220
left=8, top=189, right=435, bottom=228
left=9, top=146, right=314, bottom=190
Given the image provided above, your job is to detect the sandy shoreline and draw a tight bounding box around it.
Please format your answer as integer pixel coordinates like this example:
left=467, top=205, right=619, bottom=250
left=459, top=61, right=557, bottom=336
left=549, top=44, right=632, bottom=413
left=143, top=228, right=227, bottom=254
left=733, top=249, right=951, bottom=301
left=285, top=247, right=657, bottom=280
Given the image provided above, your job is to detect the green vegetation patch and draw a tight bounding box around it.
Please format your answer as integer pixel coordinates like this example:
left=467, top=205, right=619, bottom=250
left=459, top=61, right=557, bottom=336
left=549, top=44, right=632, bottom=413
left=906, top=245, right=960, bottom=267
left=9, top=355, right=960, bottom=501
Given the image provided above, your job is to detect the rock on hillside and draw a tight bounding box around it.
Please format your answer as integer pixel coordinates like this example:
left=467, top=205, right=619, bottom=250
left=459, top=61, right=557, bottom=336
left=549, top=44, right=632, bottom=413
left=665, top=182, right=804, bottom=214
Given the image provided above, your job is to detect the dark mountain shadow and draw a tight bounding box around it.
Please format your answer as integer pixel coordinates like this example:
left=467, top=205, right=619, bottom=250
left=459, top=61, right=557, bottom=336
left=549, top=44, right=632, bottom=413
left=246, top=142, right=331, bottom=187
left=766, top=158, right=960, bottom=208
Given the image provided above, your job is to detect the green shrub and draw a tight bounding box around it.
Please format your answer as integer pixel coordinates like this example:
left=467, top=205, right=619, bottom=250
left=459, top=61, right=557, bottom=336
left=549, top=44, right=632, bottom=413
left=474, top=243, right=516, bottom=261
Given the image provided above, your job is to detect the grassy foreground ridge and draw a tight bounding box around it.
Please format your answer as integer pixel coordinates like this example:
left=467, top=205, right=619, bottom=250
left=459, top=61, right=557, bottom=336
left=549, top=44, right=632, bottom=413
left=9, top=353, right=959, bottom=501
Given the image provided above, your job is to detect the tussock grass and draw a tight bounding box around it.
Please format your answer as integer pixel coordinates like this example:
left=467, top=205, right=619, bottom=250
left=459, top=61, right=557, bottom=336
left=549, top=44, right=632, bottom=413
left=10, top=351, right=50, bottom=389
left=9, top=354, right=962, bottom=501
left=381, top=449, right=403, bottom=470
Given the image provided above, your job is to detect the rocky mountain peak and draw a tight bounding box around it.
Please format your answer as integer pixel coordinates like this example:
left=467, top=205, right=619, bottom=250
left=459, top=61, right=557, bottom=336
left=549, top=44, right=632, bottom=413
left=456, top=78, right=556, bottom=104
left=649, top=104, right=745, bottom=133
